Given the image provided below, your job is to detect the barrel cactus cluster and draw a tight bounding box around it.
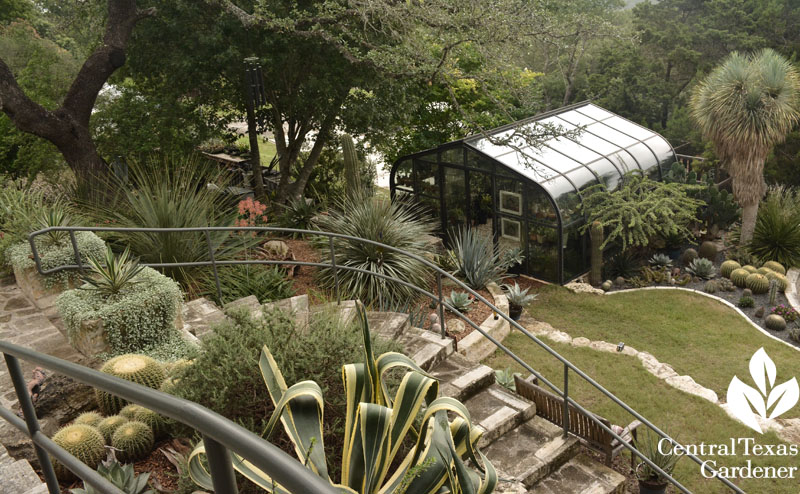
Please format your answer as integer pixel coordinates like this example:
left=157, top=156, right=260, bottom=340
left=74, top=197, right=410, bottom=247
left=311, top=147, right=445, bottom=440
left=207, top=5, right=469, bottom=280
left=48, top=353, right=190, bottom=480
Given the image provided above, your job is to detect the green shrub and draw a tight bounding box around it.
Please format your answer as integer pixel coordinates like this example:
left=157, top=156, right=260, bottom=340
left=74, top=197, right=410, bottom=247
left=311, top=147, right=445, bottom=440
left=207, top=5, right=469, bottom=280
left=315, top=191, right=436, bottom=305
left=170, top=305, right=398, bottom=479
left=84, top=155, right=254, bottom=286
left=197, top=264, right=294, bottom=306
left=749, top=187, right=800, bottom=267
left=56, top=267, right=183, bottom=354
left=447, top=226, right=522, bottom=290
left=274, top=196, right=320, bottom=236
left=581, top=173, right=704, bottom=251
left=738, top=296, right=755, bottom=308
left=8, top=232, right=106, bottom=289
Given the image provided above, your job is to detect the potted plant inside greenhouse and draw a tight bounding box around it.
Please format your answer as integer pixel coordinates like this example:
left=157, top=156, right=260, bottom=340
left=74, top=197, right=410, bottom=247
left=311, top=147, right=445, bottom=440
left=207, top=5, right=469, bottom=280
left=502, top=282, right=537, bottom=321
left=635, top=430, right=682, bottom=494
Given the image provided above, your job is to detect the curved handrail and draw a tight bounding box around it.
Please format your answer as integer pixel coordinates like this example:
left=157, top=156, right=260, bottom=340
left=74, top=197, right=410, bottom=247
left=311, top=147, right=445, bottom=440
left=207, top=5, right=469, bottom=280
left=23, top=225, right=746, bottom=494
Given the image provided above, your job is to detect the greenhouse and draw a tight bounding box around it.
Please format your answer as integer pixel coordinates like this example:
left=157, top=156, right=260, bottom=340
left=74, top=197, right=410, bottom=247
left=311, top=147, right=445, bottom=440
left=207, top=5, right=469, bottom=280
left=389, top=102, right=677, bottom=284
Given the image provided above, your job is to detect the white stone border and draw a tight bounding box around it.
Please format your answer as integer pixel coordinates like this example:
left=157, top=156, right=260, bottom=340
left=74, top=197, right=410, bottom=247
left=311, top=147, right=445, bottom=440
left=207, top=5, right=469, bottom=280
left=457, top=283, right=511, bottom=361
left=605, top=286, right=800, bottom=353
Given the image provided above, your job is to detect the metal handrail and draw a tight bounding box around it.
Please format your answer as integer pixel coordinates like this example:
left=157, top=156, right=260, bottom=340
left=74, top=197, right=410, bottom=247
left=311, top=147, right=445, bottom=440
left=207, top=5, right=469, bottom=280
left=19, top=225, right=746, bottom=494
left=0, top=341, right=340, bottom=494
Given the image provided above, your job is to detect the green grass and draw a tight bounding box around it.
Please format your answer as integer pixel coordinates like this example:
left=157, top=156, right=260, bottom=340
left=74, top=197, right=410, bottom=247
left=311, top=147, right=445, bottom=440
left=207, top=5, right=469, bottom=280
left=483, top=287, right=800, bottom=493
left=235, top=136, right=277, bottom=166
left=526, top=286, right=800, bottom=403
left=486, top=334, right=798, bottom=493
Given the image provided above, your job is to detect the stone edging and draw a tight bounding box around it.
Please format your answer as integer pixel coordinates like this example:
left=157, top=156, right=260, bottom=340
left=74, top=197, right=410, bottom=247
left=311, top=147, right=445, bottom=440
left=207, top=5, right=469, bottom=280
left=605, top=286, right=800, bottom=353
left=785, top=268, right=800, bottom=313
left=456, top=282, right=510, bottom=361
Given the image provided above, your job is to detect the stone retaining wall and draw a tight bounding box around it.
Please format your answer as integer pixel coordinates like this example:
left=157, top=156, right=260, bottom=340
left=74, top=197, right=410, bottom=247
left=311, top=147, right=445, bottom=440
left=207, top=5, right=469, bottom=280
left=457, top=283, right=510, bottom=361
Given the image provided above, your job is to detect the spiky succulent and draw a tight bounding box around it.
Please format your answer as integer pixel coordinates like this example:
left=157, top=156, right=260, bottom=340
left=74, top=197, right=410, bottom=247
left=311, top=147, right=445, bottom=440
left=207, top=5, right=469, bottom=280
left=756, top=267, right=774, bottom=276
left=648, top=253, right=673, bottom=269
left=719, top=260, right=741, bottom=278
left=73, top=412, right=103, bottom=427
left=96, top=355, right=166, bottom=415
left=746, top=273, right=770, bottom=294
left=70, top=460, right=155, bottom=494
left=698, top=241, right=718, bottom=261
left=111, top=421, right=154, bottom=462
left=82, top=246, right=144, bottom=297
left=730, top=268, right=751, bottom=287
left=718, top=278, right=736, bottom=292
left=51, top=424, right=106, bottom=481
left=443, top=290, right=473, bottom=313
left=763, top=261, right=786, bottom=275
left=680, top=248, right=698, bottom=266
left=133, top=407, right=168, bottom=440
left=765, top=314, right=787, bottom=331
left=686, top=258, right=716, bottom=279
left=97, top=415, right=128, bottom=443
left=502, top=282, right=538, bottom=308
left=703, top=280, right=719, bottom=293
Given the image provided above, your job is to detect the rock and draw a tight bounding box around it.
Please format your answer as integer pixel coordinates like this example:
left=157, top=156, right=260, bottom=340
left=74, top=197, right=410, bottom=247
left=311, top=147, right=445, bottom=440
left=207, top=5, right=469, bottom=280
left=589, top=341, right=618, bottom=353
left=571, top=337, right=591, bottom=348
left=614, top=276, right=625, bottom=287
left=564, top=282, right=604, bottom=295
left=548, top=330, right=572, bottom=344
left=448, top=320, right=466, bottom=334
left=2, top=374, right=95, bottom=467
left=493, top=480, right=527, bottom=494
left=754, top=306, right=765, bottom=318
left=665, top=375, right=718, bottom=403
left=262, top=240, right=290, bottom=259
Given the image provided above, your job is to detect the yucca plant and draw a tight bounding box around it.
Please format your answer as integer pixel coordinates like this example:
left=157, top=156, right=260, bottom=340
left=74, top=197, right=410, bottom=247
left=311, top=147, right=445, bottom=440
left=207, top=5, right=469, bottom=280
left=82, top=246, right=144, bottom=297
left=449, top=227, right=516, bottom=290
left=749, top=187, right=800, bottom=267
left=275, top=196, right=321, bottom=237
left=648, top=253, right=673, bottom=270
left=83, top=155, right=255, bottom=286
left=315, top=190, right=436, bottom=306
left=444, top=291, right=473, bottom=313
left=197, top=264, right=294, bottom=306
left=686, top=258, right=716, bottom=280
left=635, top=430, right=682, bottom=487
left=70, top=459, right=155, bottom=494
left=188, top=303, right=497, bottom=494
left=39, top=208, right=71, bottom=247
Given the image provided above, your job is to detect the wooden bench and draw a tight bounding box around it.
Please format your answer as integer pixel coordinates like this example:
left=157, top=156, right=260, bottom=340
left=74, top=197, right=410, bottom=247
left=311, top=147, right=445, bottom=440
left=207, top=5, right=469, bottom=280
left=514, top=375, right=641, bottom=467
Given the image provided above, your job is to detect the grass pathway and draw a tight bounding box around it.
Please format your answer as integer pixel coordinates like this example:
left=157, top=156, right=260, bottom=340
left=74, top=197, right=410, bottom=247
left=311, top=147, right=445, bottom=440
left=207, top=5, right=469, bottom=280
left=483, top=286, right=800, bottom=493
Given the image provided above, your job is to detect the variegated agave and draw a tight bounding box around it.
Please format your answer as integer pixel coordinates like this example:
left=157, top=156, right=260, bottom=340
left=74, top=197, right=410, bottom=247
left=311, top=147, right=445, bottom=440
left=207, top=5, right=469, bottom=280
left=188, top=302, right=497, bottom=494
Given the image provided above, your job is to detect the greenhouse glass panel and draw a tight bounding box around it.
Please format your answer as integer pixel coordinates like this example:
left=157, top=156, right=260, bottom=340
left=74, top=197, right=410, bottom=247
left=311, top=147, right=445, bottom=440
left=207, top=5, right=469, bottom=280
left=391, top=101, right=676, bottom=284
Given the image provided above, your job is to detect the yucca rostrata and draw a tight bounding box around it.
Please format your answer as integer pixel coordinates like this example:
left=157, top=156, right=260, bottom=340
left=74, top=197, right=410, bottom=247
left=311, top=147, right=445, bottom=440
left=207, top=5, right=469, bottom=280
left=188, top=302, right=497, bottom=493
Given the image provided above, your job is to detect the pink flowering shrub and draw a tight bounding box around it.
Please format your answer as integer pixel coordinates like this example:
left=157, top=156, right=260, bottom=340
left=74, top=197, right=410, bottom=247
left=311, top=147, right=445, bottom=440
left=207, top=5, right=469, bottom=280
left=237, top=197, right=269, bottom=228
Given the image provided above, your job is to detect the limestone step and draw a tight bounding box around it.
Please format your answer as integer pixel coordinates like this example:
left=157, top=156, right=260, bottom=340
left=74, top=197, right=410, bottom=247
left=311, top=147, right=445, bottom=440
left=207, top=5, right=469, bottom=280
left=483, top=416, right=580, bottom=487
left=263, top=294, right=310, bottom=327
left=0, top=459, right=44, bottom=494
left=367, top=311, right=411, bottom=340
left=463, top=383, right=536, bottom=448
left=0, top=442, right=13, bottom=468
left=224, top=294, right=261, bottom=313
left=526, top=454, right=626, bottom=494
left=429, top=352, right=495, bottom=402
left=183, top=297, right=226, bottom=338
left=23, top=485, right=48, bottom=494
left=310, top=299, right=357, bottom=328
left=399, top=327, right=454, bottom=371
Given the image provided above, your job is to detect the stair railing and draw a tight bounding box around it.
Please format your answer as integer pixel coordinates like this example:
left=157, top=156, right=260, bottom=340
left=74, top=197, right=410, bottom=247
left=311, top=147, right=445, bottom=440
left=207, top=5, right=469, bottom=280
left=23, top=225, right=747, bottom=494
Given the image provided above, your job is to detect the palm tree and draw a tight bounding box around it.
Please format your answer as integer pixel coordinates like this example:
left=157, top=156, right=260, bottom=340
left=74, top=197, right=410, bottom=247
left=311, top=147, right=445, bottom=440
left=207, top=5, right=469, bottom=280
left=690, top=49, right=800, bottom=243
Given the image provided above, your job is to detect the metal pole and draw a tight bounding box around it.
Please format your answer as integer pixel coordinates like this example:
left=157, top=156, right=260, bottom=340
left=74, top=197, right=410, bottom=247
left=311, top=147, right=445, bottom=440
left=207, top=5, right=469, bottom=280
left=68, top=231, right=83, bottom=270
left=437, top=272, right=445, bottom=338
left=329, top=237, right=340, bottom=305
left=203, top=436, right=239, bottom=494
left=562, top=363, right=570, bottom=439
left=4, top=354, right=60, bottom=494
left=204, top=230, right=223, bottom=304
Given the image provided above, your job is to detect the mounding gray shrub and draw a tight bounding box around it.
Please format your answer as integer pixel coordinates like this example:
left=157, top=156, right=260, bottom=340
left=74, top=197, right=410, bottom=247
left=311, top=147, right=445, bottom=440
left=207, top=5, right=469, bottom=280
left=56, top=267, right=183, bottom=354
left=7, top=231, right=106, bottom=289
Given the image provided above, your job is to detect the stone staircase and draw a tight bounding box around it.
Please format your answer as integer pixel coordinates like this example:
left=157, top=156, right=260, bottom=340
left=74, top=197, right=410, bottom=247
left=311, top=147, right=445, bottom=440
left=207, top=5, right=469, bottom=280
left=184, top=294, right=626, bottom=494
left=0, top=442, right=46, bottom=494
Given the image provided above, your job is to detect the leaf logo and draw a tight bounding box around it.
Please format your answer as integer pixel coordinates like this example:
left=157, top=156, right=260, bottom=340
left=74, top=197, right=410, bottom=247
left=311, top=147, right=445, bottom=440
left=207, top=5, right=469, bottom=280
left=726, top=348, right=799, bottom=433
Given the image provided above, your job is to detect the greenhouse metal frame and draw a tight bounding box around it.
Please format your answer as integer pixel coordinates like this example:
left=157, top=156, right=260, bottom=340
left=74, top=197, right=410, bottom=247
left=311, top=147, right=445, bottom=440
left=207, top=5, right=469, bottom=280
left=389, top=101, right=677, bottom=284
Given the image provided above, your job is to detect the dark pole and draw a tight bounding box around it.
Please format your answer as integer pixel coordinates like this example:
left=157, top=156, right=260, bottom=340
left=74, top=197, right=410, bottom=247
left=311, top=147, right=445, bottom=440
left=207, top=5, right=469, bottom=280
left=245, top=62, right=266, bottom=203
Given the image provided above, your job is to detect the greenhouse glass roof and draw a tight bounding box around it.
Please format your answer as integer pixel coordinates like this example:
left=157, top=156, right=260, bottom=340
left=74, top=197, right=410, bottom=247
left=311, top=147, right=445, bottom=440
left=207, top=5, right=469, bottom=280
left=465, top=102, right=675, bottom=201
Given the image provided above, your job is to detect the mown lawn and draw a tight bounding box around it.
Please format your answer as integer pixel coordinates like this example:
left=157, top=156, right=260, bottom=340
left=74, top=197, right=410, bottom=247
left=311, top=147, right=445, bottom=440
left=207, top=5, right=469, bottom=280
left=525, top=286, right=800, bottom=406
left=485, top=333, right=799, bottom=493
left=235, top=136, right=277, bottom=165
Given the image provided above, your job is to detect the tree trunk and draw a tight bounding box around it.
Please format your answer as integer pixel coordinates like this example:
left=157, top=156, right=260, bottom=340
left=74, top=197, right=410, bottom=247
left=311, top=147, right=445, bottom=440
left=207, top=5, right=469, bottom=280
left=740, top=201, right=759, bottom=245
